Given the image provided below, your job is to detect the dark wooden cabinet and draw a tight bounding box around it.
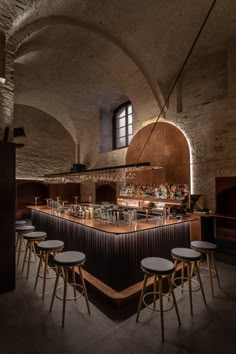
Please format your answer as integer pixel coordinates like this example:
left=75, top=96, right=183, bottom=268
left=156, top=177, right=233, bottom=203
left=0, top=142, right=16, bottom=293
left=215, top=177, right=236, bottom=243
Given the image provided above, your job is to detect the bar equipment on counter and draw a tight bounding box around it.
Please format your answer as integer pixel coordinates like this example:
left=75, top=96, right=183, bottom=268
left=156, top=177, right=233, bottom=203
left=34, top=196, right=40, bottom=206
left=73, top=195, right=79, bottom=205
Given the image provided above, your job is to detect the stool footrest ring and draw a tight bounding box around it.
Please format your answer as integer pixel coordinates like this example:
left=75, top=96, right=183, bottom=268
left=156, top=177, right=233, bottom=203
left=173, top=277, right=200, bottom=292
left=55, top=283, right=84, bottom=301
left=143, top=291, right=174, bottom=312
left=193, top=266, right=217, bottom=278
left=38, top=267, right=57, bottom=280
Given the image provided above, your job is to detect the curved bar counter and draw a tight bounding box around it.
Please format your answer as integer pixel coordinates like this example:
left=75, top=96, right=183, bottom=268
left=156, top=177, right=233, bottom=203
left=29, top=206, right=197, bottom=299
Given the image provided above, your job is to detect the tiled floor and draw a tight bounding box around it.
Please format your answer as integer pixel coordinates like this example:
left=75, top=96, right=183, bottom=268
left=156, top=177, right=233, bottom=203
left=0, top=255, right=236, bottom=354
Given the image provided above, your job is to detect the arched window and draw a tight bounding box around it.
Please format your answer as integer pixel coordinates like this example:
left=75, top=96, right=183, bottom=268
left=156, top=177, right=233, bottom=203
left=113, top=101, right=133, bottom=149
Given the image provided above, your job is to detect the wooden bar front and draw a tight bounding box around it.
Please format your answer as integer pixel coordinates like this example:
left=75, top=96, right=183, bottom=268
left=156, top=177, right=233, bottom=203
left=30, top=206, right=197, bottom=299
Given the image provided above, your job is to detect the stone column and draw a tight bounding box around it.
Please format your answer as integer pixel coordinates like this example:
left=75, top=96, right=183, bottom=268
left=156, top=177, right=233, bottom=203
left=227, top=38, right=236, bottom=98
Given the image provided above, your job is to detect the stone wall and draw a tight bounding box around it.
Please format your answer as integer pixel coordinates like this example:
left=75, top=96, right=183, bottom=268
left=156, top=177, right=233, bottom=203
left=132, top=49, right=236, bottom=210
left=82, top=47, right=236, bottom=211
left=14, top=104, right=75, bottom=178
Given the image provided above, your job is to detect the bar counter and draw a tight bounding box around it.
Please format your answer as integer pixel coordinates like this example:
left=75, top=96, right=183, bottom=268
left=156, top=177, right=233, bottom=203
left=29, top=206, right=197, bottom=298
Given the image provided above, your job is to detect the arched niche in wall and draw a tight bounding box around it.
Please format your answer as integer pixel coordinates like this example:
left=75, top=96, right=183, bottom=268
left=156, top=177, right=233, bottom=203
left=96, top=183, right=116, bottom=204
left=126, top=122, right=190, bottom=187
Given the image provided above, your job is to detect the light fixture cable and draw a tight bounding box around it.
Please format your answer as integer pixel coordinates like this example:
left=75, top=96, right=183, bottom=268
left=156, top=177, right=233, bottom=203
left=137, top=0, right=217, bottom=162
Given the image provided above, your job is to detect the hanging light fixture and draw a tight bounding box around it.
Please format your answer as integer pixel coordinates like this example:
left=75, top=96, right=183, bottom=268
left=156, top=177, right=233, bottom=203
left=42, top=162, right=163, bottom=184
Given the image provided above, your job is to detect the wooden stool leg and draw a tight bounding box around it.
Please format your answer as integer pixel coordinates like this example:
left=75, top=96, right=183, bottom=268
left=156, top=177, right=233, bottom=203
left=50, top=265, right=60, bottom=312
left=195, top=261, right=207, bottom=305
left=207, top=252, right=214, bottom=297
left=168, top=258, right=178, bottom=300
left=173, top=258, right=178, bottom=279
left=191, top=260, right=195, bottom=277
left=153, top=275, right=157, bottom=309
left=78, top=265, right=90, bottom=314
left=42, top=252, right=49, bottom=300
left=34, top=250, right=44, bottom=290
left=22, top=240, right=29, bottom=272
left=212, top=252, right=221, bottom=289
left=136, top=273, right=148, bottom=322
left=187, top=261, right=193, bottom=316
left=181, top=261, right=185, bottom=293
left=15, top=232, right=19, bottom=248
left=72, top=266, right=77, bottom=300
left=62, top=267, right=68, bottom=328
left=158, top=276, right=164, bottom=342
left=26, top=241, right=33, bottom=279
left=17, top=233, right=23, bottom=266
left=168, top=275, right=181, bottom=326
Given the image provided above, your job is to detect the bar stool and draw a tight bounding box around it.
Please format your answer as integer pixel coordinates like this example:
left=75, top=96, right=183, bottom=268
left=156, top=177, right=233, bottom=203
left=15, top=225, right=35, bottom=266
left=22, top=231, right=47, bottom=279
left=171, top=248, right=207, bottom=316
left=15, top=220, right=26, bottom=225
left=34, top=240, right=64, bottom=300
left=136, top=257, right=181, bottom=342
left=50, top=251, right=90, bottom=328
left=191, top=241, right=221, bottom=297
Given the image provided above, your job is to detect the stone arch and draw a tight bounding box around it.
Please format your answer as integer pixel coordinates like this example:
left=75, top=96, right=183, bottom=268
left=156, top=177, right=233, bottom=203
left=14, top=103, right=75, bottom=178
left=7, top=16, right=165, bottom=136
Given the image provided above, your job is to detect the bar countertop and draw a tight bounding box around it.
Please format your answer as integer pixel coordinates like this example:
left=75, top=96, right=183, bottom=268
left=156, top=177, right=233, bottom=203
left=28, top=205, right=198, bottom=234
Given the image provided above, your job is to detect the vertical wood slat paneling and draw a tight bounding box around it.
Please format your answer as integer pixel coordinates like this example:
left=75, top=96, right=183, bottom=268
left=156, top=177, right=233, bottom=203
left=32, top=210, right=190, bottom=291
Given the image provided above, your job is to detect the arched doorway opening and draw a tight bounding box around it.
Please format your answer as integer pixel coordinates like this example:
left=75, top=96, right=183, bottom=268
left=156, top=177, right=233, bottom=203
left=96, top=184, right=116, bottom=204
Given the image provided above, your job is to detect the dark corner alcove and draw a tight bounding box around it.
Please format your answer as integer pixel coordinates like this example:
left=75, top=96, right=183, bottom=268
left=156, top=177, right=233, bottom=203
left=216, top=177, right=236, bottom=217
left=214, top=177, right=236, bottom=265
left=16, top=180, right=49, bottom=218
left=96, top=184, right=116, bottom=204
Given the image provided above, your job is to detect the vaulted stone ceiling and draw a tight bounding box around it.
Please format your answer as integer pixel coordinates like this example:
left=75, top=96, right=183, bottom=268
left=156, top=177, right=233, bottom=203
left=1, top=0, right=235, bottom=141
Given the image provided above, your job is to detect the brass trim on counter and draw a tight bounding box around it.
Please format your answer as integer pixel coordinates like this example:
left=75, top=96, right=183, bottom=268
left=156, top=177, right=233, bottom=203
left=28, top=205, right=197, bottom=235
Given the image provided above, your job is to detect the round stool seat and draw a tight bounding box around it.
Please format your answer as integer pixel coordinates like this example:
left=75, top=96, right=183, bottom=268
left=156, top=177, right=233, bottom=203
left=141, top=257, right=174, bottom=275
left=16, top=225, right=35, bottom=232
left=54, top=251, right=86, bottom=267
left=23, top=231, right=47, bottom=240
left=38, top=240, right=64, bottom=251
left=191, top=241, right=217, bottom=252
left=171, top=247, right=201, bottom=261
left=15, top=220, right=26, bottom=225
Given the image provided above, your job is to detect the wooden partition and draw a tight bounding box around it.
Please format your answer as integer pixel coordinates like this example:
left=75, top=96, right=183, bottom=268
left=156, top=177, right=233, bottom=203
left=126, top=122, right=190, bottom=186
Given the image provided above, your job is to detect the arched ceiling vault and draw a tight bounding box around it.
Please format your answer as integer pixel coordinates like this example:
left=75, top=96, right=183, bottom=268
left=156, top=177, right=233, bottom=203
left=1, top=0, right=235, bottom=143
left=9, top=16, right=163, bottom=142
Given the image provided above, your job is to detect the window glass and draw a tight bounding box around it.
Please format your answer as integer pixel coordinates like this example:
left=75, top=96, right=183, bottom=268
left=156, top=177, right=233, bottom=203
left=128, top=114, right=132, bottom=124
left=128, top=135, right=132, bottom=144
left=116, top=127, right=126, bottom=138
left=113, top=102, right=133, bottom=149
left=117, top=108, right=126, bottom=118
left=116, top=137, right=126, bottom=148
left=117, top=117, right=126, bottom=128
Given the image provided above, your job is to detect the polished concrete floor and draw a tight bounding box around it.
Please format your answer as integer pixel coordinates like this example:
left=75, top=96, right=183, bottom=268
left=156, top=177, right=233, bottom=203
left=0, top=254, right=236, bottom=354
